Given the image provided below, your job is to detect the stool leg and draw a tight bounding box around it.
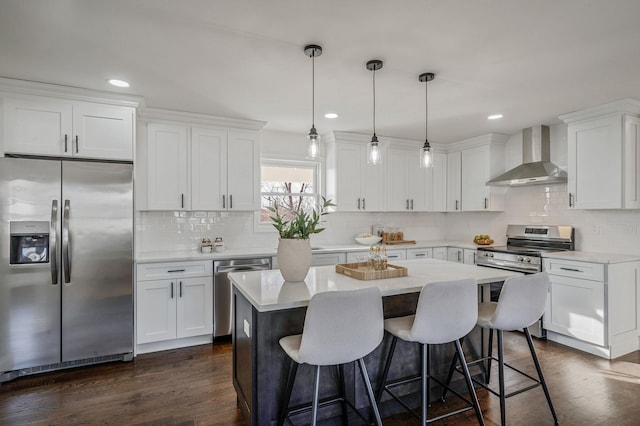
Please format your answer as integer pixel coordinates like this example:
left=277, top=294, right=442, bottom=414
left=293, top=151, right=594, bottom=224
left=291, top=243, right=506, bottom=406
left=311, top=365, right=321, bottom=426
left=486, top=328, right=494, bottom=384
left=454, top=339, right=485, bottom=426
left=277, top=359, right=298, bottom=426
left=358, top=358, right=383, bottom=426
left=421, top=343, right=430, bottom=425
left=337, top=364, right=349, bottom=425
left=497, top=330, right=506, bottom=426
left=441, top=335, right=465, bottom=401
left=376, top=335, right=397, bottom=401
left=523, top=328, right=559, bottom=425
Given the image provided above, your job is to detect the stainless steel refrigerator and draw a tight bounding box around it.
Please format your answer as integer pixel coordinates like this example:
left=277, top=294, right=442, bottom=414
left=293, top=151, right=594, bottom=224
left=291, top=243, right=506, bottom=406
left=0, top=157, right=134, bottom=382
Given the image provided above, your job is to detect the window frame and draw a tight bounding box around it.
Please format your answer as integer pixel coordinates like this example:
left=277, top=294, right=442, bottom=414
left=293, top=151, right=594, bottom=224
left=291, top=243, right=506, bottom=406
left=255, top=158, right=321, bottom=233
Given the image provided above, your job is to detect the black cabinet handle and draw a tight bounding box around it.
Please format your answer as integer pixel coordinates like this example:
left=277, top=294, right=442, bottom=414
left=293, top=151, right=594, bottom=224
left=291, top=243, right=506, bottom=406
left=230, top=194, right=233, bottom=209
left=455, top=200, right=459, bottom=210
left=484, top=197, right=488, bottom=209
left=357, top=198, right=361, bottom=210
left=181, top=194, right=184, bottom=208
left=179, top=281, right=183, bottom=297
left=64, top=134, right=68, bottom=152
left=223, top=194, right=226, bottom=209
left=406, top=199, right=409, bottom=210
left=411, top=199, right=414, bottom=210
left=560, top=267, right=582, bottom=273
left=569, top=193, right=574, bottom=208
left=170, top=282, right=174, bottom=299
left=75, top=135, right=79, bottom=153
left=362, top=198, right=365, bottom=210
left=167, top=269, right=186, bottom=273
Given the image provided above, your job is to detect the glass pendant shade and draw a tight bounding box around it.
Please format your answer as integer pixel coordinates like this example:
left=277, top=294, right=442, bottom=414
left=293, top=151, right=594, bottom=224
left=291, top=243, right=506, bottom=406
left=420, top=141, right=433, bottom=168
left=307, top=126, right=320, bottom=158
left=368, top=135, right=381, bottom=165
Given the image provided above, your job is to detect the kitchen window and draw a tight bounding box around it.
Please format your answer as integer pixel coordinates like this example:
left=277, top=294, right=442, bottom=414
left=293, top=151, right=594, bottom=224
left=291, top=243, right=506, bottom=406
left=259, top=159, right=319, bottom=226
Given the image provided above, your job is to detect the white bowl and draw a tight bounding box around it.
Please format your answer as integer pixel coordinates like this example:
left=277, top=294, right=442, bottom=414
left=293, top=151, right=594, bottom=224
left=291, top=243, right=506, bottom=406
left=354, top=233, right=382, bottom=245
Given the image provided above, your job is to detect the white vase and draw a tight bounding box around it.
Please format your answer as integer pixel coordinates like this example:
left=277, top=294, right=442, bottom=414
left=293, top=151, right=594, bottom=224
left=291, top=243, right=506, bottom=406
left=277, top=238, right=312, bottom=282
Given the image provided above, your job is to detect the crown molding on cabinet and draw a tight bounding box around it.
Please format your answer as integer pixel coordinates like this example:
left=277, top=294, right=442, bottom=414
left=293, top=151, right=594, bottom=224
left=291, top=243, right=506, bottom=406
left=139, top=107, right=267, bottom=131
left=559, top=98, right=640, bottom=123
left=0, top=76, right=144, bottom=108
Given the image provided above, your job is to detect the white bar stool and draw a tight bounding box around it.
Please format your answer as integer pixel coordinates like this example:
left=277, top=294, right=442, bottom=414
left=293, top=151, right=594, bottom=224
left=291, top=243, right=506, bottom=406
left=376, top=278, right=484, bottom=425
left=443, top=272, right=558, bottom=426
left=277, top=286, right=384, bottom=426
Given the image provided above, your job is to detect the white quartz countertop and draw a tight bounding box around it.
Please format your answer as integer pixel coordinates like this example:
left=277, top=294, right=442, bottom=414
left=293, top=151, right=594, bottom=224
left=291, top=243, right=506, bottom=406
left=541, top=251, right=640, bottom=264
left=135, top=240, right=495, bottom=263
left=228, top=258, right=522, bottom=312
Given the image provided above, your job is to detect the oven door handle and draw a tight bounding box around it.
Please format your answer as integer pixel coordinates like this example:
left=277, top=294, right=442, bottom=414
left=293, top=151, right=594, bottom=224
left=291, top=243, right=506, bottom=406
left=478, top=259, right=540, bottom=273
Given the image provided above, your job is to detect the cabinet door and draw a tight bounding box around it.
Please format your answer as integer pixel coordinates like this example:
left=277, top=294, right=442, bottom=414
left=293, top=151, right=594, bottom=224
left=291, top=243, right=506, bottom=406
left=544, top=275, right=605, bottom=345
left=3, top=96, right=72, bottom=156
left=227, top=130, right=260, bottom=211
left=147, top=123, right=189, bottom=210
left=386, top=147, right=411, bottom=211
left=137, top=280, right=177, bottom=344
left=432, top=247, right=447, bottom=260
left=191, top=127, right=227, bottom=210
left=568, top=116, right=623, bottom=209
left=361, top=151, right=385, bottom=212
left=334, top=143, right=363, bottom=212
left=431, top=152, right=447, bottom=212
left=406, top=248, right=432, bottom=259
left=176, top=277, right=213, bottom=338
left=624, top=115, right=640, bottom=209
left=72, top=102, right=134, bottom=160
left=464, top=249, right=477, bottom=265
left=446, top=151, right=462, bottom=212
left=447, top=247, right=464, bottom=263
left=461, top=145, right=490, bottom=211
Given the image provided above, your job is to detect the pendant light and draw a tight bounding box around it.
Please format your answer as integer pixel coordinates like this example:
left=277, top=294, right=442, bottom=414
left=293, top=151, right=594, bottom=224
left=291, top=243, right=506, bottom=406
left=419, top=72, right=435, bottom=168
left=366, top=59, right=383, bottom=165
left=304, top=44, right=322, bottom=159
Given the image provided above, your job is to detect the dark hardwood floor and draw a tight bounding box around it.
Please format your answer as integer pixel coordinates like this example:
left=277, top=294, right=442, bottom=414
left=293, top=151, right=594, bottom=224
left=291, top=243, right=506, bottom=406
left=2, top=333, right=640, bottom=425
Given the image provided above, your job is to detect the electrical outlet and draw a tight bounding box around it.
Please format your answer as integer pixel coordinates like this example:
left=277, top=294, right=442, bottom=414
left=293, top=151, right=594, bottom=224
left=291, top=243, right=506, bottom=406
left=590, top=224, right=600, bottom=235
left=243, top=319, right=251, bottom=338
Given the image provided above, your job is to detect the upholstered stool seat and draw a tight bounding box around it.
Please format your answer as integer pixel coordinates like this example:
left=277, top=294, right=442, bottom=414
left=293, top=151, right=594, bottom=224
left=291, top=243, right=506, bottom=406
left=277, top=286, right=384, bottom=426
left=376, top=278, right=484, bottom=425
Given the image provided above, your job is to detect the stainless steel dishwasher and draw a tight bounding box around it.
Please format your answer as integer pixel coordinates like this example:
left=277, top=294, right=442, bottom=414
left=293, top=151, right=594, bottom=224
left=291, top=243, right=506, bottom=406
left=213, top=258, right=271, bottom=337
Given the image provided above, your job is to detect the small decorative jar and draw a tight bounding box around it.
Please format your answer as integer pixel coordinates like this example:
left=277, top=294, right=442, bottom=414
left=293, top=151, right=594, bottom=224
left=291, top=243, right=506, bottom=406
left=201, top=238, right=213, bottom=253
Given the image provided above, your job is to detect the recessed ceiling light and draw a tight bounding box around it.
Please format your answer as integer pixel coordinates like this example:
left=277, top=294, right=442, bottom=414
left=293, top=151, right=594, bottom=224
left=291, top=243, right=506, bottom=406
left=324, top=112, right=338, bottom=119
left=488, top=114, right=503, bottom=120
left=108, top=79, right=130, bottom=88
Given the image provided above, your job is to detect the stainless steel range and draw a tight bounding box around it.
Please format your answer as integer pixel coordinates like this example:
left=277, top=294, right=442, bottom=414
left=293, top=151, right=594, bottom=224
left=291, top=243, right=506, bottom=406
left=476, top=224, right=574, bottom=273
left=476, top=224, right=574, bottom=338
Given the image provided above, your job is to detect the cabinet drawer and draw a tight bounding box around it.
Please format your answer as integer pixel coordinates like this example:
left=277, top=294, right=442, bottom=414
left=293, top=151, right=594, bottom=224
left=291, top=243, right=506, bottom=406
left=311, top=252, right=347, bottom=266
left=406, top=248, right=432, bottom=259
left=543, top=258, right=604, bottom=281
left=136, top=261, right=213, bottom=281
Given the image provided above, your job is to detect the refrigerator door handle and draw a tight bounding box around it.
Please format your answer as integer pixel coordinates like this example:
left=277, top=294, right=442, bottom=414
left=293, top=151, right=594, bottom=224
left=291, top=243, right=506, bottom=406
left=63, top=200, right=71, bottom=283
left=51, top=200, right=59, bottom=285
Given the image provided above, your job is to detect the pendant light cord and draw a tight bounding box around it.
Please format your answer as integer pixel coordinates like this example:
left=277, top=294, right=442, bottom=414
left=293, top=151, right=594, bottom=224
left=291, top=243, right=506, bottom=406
left=425, top=77, right=428, bottom=141
left=311, top=52, right=315, bottom=128
left=372, top=68, right=376, bottom=135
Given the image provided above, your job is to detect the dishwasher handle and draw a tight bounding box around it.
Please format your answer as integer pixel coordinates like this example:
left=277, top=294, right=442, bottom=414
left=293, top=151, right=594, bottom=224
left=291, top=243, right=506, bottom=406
left=216, top=265, right=271, bottom=273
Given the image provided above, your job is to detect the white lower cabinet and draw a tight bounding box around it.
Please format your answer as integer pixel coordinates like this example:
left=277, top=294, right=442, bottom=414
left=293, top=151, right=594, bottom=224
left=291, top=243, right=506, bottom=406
left=432, top=247, right=447, bottom=261
left=447, top=247, right=464, bottom=263
left=136, top=261, right=213, bottom=354
left=464, top=249, right=477, bottom=265
left=543, top=258, right=640, bottom=359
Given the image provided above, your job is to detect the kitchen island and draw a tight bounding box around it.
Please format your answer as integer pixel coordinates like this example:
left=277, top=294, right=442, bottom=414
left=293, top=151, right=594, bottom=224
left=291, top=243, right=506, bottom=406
left=229, top=259, right=521, bottom=425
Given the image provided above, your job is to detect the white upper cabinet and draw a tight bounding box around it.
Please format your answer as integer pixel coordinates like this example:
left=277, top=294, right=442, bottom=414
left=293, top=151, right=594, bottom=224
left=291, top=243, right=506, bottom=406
left=560, top=99, right=640, bottom=209
left=140, top=108, right=265, bottom=211
left=447, top=134, right=507, bottom=212
left=386, top=146, right=426, bottom=211
left=326, top=132, right=385, bottom=212
left=147, top=123, right=189, bottom=210
left=431, top=152, right=448, bottom=212
left=3, top=94, right=134, bottom=160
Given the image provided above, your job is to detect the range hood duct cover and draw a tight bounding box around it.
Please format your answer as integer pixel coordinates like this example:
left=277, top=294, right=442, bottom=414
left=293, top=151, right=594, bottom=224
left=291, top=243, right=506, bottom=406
left=486, top=125, right=567, bottom=186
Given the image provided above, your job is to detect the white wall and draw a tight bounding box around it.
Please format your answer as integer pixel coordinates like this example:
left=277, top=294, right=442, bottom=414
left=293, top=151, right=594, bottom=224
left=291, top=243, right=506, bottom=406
left=136, top=125, right=640, bottom=255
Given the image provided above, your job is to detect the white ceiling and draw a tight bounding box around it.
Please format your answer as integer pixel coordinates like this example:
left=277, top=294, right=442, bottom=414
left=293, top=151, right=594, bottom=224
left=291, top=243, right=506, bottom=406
left=2, top=0, right=640, bottom=143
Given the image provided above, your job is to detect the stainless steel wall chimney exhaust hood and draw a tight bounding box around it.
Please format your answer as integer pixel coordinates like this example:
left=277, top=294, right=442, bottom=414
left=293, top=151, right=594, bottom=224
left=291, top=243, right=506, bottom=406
left=486, top=125, right=567, bottom=186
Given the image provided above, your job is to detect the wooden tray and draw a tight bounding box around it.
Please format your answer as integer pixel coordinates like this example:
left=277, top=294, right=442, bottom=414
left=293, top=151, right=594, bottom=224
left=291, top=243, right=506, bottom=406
left=383, top=240, right=416, bottom=245
left=335, top=262, right=408, bottom=280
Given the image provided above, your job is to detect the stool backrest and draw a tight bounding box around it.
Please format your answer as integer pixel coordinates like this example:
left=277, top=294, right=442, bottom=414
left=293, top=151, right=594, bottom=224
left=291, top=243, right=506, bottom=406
left=409, top=278, right=478, bottom=345
left=297, top=286, right=384, bottom=366
left=492, top=272, right=550, bottom=330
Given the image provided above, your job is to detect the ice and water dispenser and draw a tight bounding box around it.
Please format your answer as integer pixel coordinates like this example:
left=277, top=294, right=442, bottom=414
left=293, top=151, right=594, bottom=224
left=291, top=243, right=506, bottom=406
left=9, top=221, right=49, bottom=264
